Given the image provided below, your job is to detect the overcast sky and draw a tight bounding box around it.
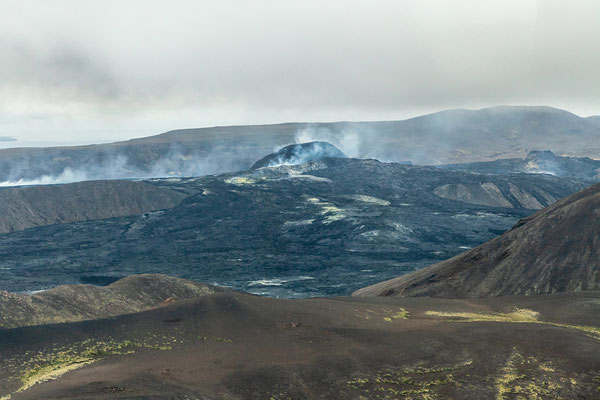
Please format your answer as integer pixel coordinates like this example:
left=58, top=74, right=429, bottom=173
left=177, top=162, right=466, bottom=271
left=1, top=0, right=599, bottom=146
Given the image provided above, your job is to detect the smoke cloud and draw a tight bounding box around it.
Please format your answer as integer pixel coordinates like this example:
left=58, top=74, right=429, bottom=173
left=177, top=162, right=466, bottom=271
left=0, top=145, right=247, bottom=187
left=294, top=128, right=364, bottom=159
left=0, top=168, right=90, bottom=187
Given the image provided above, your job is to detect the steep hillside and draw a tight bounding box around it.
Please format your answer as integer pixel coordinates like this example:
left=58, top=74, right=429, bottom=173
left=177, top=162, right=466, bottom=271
left=0, top=180, right=187, bottom=233
left=354, top=183, right=600, bottom=298
left=1, top=106, right=599, bottom=184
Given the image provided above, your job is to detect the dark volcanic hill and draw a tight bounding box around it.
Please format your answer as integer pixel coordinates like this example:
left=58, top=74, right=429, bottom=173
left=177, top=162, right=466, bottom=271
left=0, top=180, right=186, bottom=233
left=443, top=150, right=600, bottom=181
left=0, top=158, right=589, bottom=297
left=0, top=274, right=219, bottom=329
left=354, top=182, right=600, bottom=298
left=1, top=106, right=600, bottom=184
left=1, top=284, right=600, bottom=399
left=250, top=141, right=347, bottom=169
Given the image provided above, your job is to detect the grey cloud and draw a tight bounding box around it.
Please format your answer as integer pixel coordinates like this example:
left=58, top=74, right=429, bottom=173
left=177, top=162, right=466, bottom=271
left=0, top=0, right=599, bottom=143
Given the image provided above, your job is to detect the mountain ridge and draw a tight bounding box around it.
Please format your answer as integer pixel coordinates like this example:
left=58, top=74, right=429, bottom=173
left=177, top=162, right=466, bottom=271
left=1, top=105, right=599, bottom=184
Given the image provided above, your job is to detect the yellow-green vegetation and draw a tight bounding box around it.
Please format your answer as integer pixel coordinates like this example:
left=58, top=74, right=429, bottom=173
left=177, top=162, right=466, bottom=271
left=1, top=335, right=175, bottom=399
left=224, top=176, right=257, bottom=185
left=551, top=322, right=600, bottom=341
left=306, top=197, right=345, bottom=223
left=346, top=359, right=472, bottom=399
left=355, top=307, right=410, bottom=322
left=383, top=308, right=410, bottom=322
left=494, top=350, right=574, bottom=400
left=425, top=308, right=540, bottom=323
left=347, top=195, right=391, bottom=206
left=425, top=308, right=600, bottom=341
left=18, top=356, right=95, bottom=394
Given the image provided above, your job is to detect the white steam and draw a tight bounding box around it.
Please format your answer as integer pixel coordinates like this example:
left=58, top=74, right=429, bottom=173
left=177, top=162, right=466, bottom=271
left=0, top=146, right=244, bottom=187
left=294, top=127, right=365, bottom=158
left=292, top=125, right=413, bottom=164
left=0, top=168, right=90, bottom=187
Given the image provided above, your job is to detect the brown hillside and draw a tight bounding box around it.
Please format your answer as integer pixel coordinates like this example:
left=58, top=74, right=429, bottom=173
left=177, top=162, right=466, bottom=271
left=0, top=274, right=220, bottom=329
left=354, top=183, right=600, bottom=298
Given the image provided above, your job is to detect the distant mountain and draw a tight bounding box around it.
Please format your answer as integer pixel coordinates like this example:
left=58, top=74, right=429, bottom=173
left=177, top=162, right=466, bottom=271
left=251, top=141, right=347, bottom=169
left=1, top=106, right=599, bottom=184
left=442, top=150, right=600, bottom=181
left=0, top=180, right=186, bottom=233
left=354, top=182, right=600, bottom=298
left=0, top=157, right=588, bottom=296
left=587, top=115, right=600, bottom=127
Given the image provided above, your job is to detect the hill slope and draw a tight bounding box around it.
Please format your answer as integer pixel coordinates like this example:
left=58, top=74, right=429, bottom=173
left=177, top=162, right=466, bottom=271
left=354, top=183, right=600, bottom=298
left=0, top=180, right=187, bottom=233
left=0, top=274, right=219, bottom=329
left=1, top=287, right=600, bottom=399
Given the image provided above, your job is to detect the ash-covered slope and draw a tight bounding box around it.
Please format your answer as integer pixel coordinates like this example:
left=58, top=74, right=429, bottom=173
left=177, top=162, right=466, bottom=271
left=1, top=288, right=600, bottom=399
left=354, top=183, right=600, bottom=298
left=0, top=180, right=187, bottom=233
left=1, top=106, right=600, bottom=184
left=443, top=150, right=600, bottom=181
left=0, top=158, right=588, bottom=297
left=0, top=274, right=219, bottom=329
left=251, top=141, right=347, bottom=169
